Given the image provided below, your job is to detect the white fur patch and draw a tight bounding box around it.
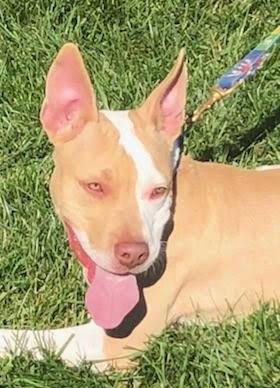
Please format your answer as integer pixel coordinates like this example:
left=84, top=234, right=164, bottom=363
left=0, top=321, right=105, bottom=369
left=73, top=226, right=114, bottom=273
left=256, top=165, right=280, bottom=171
left=102, top=110, right=172, bottom=270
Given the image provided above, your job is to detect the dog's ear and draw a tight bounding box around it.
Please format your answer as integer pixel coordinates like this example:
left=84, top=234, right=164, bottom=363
left=139, top=49, right=187, bottom=142
left=40, top=43, right=98, bottom=144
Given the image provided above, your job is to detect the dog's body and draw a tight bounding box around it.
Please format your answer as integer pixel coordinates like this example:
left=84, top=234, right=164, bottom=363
left=0, top=44, right=280, bottom=370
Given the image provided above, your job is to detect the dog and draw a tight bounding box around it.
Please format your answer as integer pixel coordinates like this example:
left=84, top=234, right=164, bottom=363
left=0, top=43, right=280, bottom=370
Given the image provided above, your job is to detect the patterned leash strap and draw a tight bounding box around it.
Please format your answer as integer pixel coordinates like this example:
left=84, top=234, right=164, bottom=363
left=189, top=26, right=280, bottom=124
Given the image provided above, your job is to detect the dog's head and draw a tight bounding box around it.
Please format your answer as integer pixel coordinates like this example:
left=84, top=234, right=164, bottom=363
left=40, top=44, right=187, bottom=329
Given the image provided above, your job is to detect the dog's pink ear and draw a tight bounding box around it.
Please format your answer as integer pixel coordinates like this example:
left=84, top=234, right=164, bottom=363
left=140, top=49, right=187, bottom=142
left=40, top=43, right=98, bottom=144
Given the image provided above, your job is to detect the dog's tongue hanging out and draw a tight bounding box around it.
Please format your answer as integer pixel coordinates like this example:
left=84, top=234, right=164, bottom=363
left=85, top=267, right=139, bottom=329
left=66, top=225, right=140, bottom=329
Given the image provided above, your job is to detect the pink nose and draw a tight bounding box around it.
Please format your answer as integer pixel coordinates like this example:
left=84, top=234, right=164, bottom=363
left=114, top=242, right=149, bottom=269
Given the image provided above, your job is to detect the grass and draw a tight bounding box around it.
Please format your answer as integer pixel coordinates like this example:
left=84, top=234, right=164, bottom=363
left=0, top=0, right=279, bottom=386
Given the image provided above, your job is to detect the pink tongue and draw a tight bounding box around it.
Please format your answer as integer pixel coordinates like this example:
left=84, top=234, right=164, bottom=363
left=85, top=266, right=140, bottom=329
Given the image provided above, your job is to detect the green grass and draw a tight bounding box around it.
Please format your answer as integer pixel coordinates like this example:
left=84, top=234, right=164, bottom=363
left=0, top=0, right=279, bottom=386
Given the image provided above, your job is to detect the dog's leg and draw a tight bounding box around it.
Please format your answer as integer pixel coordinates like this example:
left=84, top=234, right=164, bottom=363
left=103, top=302, right=169, bottom=368
left=102, top=263, right=190, bottom=369
left=0, top=270, right=185, bottom=370
left=256, top=165, right=280, bottom=171
left=0, top=294, right=174, bottom=370
left=0, top=321, right=108, bottom=370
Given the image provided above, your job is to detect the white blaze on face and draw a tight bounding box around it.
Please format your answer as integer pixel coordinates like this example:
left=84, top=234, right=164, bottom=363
left=102, top=110, right=172, bottom=271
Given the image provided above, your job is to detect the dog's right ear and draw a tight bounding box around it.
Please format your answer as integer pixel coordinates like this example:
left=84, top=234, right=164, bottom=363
left=40, top=43, right=98, bottom=144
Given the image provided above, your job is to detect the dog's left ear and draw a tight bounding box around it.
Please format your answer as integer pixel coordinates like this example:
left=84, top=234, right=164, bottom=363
left=139, top=49, right=187, bottom=143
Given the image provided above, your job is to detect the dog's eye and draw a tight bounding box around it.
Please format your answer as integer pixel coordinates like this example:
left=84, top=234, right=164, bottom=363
left=86, top=182, right=104, bottom=194
left=150, top=186, right=167, bottom=200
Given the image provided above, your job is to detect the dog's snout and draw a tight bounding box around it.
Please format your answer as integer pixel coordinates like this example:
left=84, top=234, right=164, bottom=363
left=114, top=242, right=149, bottom=269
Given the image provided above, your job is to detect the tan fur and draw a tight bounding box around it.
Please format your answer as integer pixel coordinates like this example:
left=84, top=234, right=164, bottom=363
left=102, top=158, right=280, bottom=368
left=129, top=110, right=172, bottom=181
left=41, top=44, right=280, bottom=369
left=50, top=114, right=144, bottom=273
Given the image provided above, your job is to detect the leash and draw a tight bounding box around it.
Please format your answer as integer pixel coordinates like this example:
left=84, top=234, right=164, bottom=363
left=187, top=26, right=280, bottom=125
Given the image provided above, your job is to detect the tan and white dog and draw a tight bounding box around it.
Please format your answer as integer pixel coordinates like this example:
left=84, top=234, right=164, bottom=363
left=1, top=44, right=280, bottom=370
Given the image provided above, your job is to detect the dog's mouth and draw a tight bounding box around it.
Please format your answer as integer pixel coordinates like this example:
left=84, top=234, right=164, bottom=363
left=65, top=224, right=140, bottom=330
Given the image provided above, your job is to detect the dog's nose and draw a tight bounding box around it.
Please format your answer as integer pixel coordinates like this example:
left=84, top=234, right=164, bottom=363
left=114, top=242, right=149, bottom=269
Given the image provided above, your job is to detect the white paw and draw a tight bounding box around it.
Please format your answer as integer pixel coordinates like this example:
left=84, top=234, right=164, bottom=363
left=256, top=165, right=280, bottom=171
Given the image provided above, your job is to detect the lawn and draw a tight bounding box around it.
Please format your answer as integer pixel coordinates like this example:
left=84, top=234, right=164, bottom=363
left=0, top=0, right=280, bottom=386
